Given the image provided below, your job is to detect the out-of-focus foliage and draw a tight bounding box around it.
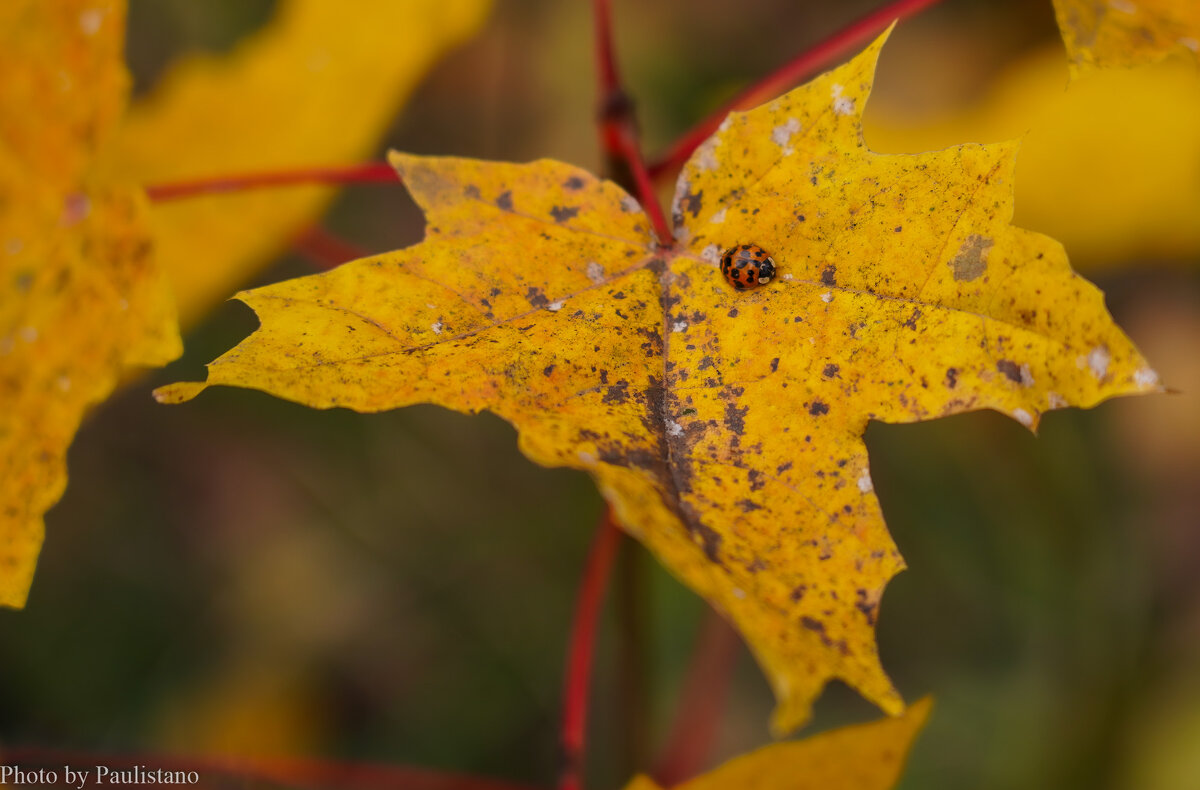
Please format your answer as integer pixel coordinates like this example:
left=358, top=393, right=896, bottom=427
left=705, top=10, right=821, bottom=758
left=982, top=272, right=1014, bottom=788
left=627, top=698, right=930, bottom=790
left=1052, top=0, right=1199, bottom=75
left=104, top=0, right=491, bottom=326
left=866, top=44, right=1200, bottom=269
left=0, top=0, right=180, bottom=608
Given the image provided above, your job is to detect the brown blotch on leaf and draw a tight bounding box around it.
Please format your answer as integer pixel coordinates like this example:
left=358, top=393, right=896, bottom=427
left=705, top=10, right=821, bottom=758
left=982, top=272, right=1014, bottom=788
left=563, top=176, right=584, bottom=190
left=951, top=234, right=993, bottom=282
left=680, top=188, right=703, bottom=218
left=809, top=400, right=829, bottom=416
left=550, top=205, right=579, bottom=222
left=996, top=359, right=1022, bottom=383
left=495, top=190, right=514, bottom=211
left=602, top=380, right=630, bottom=405
left=945, top=367, right=959, bottom=388
left=525, top=286, right=549, bottom=309
left=820, top=265, right=837, bottom=286
left=823, top=363, right=840, bottom=378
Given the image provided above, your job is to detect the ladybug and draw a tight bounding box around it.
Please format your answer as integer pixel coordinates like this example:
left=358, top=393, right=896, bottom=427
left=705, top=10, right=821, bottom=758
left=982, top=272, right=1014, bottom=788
left=720, top=244, right=777, bottom=290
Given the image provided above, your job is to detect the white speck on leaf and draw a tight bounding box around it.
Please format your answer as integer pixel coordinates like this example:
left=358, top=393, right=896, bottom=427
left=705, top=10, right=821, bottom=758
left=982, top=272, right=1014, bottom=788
left=622, top=195, right=641, bottom=214
left=857, top=469, right=873, bottom=493
left=1107, top=0, right=1136, bottom=13
left=710, top=208, right=727, bottom=224
left=548, top=299, right=566, bottom=312
left=586, top=261, right=604, bottom=283
left=431, top=322, right=443, bottom=335
left=782, top=273, right=794, bottom=281
left=1047, top=392, right=1068, bottom=410
left=672, top=321, right=688, bottom=333
left=1085, top=345, right=1111, bottom=379
left=701, top=244, right=721, bottom=264
left=1180, top=37, right=1199, bottom=52
left=1019, top=364, right=1035, bottom=387
left=771, top=118, right=802, bottom=155
left=56, top=375, right=71, bottom=392
left=667, top=420, right=684, bottom=437
left=693, top=137, right=720, bottom=172
left=831, top=84, right=855, bottom=116
left=1134, top=367, right=1159, bottom=387
left=821, top=292, right=833, bottom=303
left=578, top=451, right=596, bottom=464
left=732, top=587, right=746, bottom=599
left=1013, top=408, right=1035, bottom=428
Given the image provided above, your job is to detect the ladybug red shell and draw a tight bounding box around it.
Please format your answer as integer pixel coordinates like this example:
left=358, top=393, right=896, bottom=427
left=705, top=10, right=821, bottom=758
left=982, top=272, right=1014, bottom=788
left=720, top=244, right=777, bottom=290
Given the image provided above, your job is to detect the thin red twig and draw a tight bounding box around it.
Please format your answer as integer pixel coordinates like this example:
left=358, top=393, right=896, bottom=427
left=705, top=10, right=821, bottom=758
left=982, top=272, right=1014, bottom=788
left=0, top=747, right=537, bottom=790
left=592, top=0, right=673, bottom=245
left=647, top=0, right=946, bottom=179
left=559, top=507, right=623, bottom=790
left=652, top=610, right=742, bottom=786
left=292, top=225, right=369, bottom=270
left=144, top=161, right=398, bottom=202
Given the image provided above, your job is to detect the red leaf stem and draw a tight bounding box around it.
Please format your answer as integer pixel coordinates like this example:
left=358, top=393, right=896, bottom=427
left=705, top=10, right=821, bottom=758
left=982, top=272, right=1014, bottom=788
left=592, top=0, right=674, bottom=245
left=144, top=161, right=398, bottom=202
left=647, top=0, right=946, bottom=179
left=652, top=611, right=742, bottom=786
left=292, top=225, right=369, bottom=270
left=559, top=506, right=623, bottom=790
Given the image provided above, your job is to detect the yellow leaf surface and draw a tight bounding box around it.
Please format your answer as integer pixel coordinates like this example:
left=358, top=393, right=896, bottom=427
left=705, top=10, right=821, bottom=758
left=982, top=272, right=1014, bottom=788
left=865, top=44, right=1200, bottom=268
left=0, top=0, right=180, bottom=608
left=158, top=32, right=1157, bottom=733
left=625, top=697, right=931, bottom=790
left=1053, top=0, right=1200, bottom=75
left=104, top=0, right=490, bottom=326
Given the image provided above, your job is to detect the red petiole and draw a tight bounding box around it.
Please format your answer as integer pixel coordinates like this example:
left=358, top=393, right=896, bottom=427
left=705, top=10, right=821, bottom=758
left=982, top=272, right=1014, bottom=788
left=647, top=0, right=946, bottom=179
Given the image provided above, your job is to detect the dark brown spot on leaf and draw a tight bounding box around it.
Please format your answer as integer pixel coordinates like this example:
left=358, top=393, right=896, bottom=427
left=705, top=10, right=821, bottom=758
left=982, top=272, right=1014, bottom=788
left=996, top=359, right=1022, bottom=383
left=525, top=286, right=549, bottom=309
left=550, top=205, right=580, bottom=222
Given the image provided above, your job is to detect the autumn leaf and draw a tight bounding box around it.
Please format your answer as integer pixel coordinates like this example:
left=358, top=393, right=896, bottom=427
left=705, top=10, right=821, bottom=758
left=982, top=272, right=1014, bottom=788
left=625, top=697, right=931, bottom=790
left=158, top=31, right=1158, bottom=733
left=0, top=0, right=181, bottom=607
left=865, top=43, right=1200, bottom=268
left=102, top=0, right=491, bottom=326
left=1053, top=0, right=1199, bottom=75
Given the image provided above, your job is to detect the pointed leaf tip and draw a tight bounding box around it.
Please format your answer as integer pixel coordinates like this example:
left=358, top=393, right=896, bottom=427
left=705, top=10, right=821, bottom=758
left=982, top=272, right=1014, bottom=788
left=154, top=381, right=208, bottom=404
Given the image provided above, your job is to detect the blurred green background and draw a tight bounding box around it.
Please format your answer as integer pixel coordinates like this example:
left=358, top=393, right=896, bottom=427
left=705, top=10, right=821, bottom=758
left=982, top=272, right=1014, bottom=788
left=3, top=1, right=1199, bottom=788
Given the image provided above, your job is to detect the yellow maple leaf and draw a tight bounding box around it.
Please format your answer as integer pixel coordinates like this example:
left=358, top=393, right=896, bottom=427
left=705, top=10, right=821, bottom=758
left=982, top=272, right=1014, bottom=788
left=0, top=0, right=181, bottom=607
left=157, top=31, right=1158, bottom=734
left=1053, top=0, right=1200, bottom=75
left=625, top=697, right=931, bottom=790
left=103, top=0, right=490, bottom=327
left=865, top=43, right=1200, bottom=269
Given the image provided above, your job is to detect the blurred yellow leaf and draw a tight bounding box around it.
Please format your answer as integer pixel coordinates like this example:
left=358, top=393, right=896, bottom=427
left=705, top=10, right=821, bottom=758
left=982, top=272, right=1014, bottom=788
left=1053, top=0, right=1199, bottom=75
left=865, top=44, right=1200, bottom=268
left=0, top=0, right=180, bottom=608
left=158, top=32, right=1157, bottom=733
left=104, top=0, right=491, bottom=326
left=626, top=697, right=931, bottom=790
